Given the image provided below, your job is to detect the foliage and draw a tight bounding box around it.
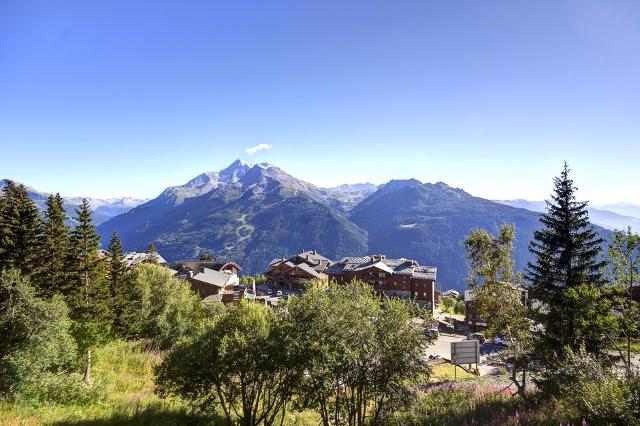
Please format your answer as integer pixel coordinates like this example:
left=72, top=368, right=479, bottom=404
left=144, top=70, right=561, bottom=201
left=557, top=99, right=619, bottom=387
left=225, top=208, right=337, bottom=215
left=107, top=232, right=130, bottom=334
left=156, top=301, right=300, bottom=425
left=122, top=264, right=202, bottom=347
left=527, top=163, right=608, bottom=356
left=396, top=382, right=529, bottom=426
left=239, top=274, right=267, bottom=286
left=545, top=346, right=638, bottom=425
left=0, top=340, right=215, bottom=425
left=288, top=280, right=430, bottom=425
left=464, top=224, right=532, bottom=398
left=439, top=296, right=464, bottom=315
left=527, top=164, right=615, bottom=398
left=0, top=269, right=85, bottom=404
left=36, top=193, right=70, bottom=297
left=608, top=227, right=640, bottom=374
left=0, top=181, right=43, bottom=277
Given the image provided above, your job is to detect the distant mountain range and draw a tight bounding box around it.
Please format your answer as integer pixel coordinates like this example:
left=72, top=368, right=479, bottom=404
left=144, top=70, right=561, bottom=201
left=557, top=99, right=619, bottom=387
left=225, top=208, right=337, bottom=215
left=4, top=164, right=619, bottom=292
left=495, top=199, right=640, bottom=232
left=94, top=159, right=610, bottom=291
left=0, top=179, right=147, bottom=225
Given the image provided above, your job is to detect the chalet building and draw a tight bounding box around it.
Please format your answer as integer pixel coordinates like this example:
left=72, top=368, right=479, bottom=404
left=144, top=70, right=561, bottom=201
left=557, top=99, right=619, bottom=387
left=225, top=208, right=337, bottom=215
left=174, top=259, right=242, bottom=298
left=188, top=267, right=240, bottom=298
left=265, top=250, right=332, bottom=289
left=327, top=255, right=439, bottom=311
left=175, top=259, right=242, bottom=279
left=464, top=285, right=528, bottom=331
left=123, top=251, right=169, bottom=270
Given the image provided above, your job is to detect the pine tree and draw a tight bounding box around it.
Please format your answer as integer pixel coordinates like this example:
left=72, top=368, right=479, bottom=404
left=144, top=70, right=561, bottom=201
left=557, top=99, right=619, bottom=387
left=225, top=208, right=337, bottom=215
left=107, top=232, right=128, bottom=334
left=0, top=182, right=43, bottom=276
left=68, top=199, right=102, bottom=308
left=527, top=163, right=608, bottom=356
left=67, top=199, right=111, bottom=386
left=146, top=242, right=159, bottom=263
left=37, top=193, right=70, bottom=297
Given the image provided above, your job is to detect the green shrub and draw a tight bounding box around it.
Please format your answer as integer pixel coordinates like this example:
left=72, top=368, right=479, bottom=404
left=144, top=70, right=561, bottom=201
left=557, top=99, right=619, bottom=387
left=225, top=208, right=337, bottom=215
left=547, top=346, right=636, bottom=425
left=0, top=269, right=97, bottom=404
left=122, top=264, right=203, bottom=347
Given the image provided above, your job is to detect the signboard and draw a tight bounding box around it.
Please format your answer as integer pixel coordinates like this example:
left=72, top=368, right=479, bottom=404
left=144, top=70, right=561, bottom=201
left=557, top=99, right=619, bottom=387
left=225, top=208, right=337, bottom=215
left=451, top=340, right=480, bottom=365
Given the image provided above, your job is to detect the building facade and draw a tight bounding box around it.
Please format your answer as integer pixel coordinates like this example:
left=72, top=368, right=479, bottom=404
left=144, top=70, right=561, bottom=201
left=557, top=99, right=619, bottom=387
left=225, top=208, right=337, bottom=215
left=265, top=250, right=332, bottom=288
left=327, top=255, right=439, bottom=311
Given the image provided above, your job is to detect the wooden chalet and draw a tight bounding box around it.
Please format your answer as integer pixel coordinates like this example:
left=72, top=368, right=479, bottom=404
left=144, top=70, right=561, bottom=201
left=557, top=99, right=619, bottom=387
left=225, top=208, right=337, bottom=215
left=327, top=254, right=439, bottom=311
left=265, top=250, right=332, bottom=289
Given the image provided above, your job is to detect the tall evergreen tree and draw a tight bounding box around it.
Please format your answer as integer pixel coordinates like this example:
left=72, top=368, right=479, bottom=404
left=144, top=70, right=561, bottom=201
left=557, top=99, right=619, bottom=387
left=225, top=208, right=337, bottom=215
left=107, top=232, right=128, bottom=333
left=68, top=199, right=102, bottom=308
left=67, top=198, right=111, bottom=386
left=0, top=182, right=43, bottom=276
left=37, top=193, right=70, bottom=297
left=527, top=163, right=609, bottom=356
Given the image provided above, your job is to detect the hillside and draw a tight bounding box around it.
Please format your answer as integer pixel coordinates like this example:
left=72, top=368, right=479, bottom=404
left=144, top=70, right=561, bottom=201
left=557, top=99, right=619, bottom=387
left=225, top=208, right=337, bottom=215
left=97, top=162, right=368, bottom=274
left=98, top=160, right=611, bottom=292
left=0, top=179, right=146, bottom=225
left=350, top=180, right=544, bottom=290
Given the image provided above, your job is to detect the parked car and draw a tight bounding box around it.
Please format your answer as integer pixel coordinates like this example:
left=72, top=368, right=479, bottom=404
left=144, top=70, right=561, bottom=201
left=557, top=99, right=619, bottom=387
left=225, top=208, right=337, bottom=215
left=466, top=332, right=485, bottom=344
left=276, top=290, right=283, bottom=297
left=427, top=327, right=439, bottom=339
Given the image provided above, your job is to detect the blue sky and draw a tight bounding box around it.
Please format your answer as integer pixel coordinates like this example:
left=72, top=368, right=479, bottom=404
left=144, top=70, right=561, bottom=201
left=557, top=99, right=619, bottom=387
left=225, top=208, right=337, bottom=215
left=1, top=1, right=639, bottom=203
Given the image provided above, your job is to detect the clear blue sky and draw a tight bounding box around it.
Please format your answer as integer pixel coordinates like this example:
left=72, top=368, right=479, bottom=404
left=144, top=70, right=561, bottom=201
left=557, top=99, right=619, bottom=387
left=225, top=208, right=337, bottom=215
left=1, top=1, right=639, bottom=203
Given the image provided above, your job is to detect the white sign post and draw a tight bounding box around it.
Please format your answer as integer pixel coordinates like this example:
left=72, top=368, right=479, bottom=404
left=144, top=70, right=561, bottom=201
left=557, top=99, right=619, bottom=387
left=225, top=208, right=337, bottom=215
left=451, top=340, right=480, bottom=378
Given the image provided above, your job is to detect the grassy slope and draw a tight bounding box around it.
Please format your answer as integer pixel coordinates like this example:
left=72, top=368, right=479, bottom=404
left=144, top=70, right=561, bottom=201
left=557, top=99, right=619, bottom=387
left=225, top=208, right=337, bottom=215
left=0, top=340, right=214, bottom=426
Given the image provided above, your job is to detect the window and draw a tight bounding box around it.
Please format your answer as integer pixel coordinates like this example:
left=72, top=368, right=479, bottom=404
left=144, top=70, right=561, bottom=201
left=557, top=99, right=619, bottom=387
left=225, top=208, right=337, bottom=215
left=378, top=272, right=385, bottom=278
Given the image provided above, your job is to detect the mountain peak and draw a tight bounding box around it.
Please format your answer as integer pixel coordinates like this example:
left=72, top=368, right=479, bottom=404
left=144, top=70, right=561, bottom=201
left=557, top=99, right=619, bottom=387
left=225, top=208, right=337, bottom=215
left=220, top=159, right=252, bottom=182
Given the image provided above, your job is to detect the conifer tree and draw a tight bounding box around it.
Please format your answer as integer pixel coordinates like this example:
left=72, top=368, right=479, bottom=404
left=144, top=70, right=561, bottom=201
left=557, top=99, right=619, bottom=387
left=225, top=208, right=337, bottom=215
left=67, top=198, right=111, bottom=386
left=527, top=163, right=609, bottom=357
left=107, top=232, right=128, bottom=334
left=37, top=193, right=70, bottom=297
left=146, top=242, right=159, bottom=263
left=0, top=182, right=43, bottom=276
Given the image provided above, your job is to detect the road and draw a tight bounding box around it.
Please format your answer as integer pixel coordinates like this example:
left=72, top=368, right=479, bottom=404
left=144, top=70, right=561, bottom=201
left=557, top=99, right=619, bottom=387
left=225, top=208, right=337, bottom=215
left=425, top=333, right=505, bottom=377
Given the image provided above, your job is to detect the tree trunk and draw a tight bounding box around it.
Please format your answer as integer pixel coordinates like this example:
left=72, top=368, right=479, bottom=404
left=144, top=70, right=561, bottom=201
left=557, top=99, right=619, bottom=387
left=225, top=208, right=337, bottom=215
left=83, top=349, right=93, bottom=386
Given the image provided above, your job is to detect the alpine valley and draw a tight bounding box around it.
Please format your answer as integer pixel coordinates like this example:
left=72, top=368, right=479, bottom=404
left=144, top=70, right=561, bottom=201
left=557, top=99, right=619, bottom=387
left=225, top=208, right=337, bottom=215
left=4, top=161, right=615, bottom=292
left=94, top=159, right=610, bottom=292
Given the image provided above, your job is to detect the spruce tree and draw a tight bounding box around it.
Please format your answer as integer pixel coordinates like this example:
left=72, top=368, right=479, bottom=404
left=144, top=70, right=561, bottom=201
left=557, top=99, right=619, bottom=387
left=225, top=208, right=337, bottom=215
left=67, top=198, right=111, bottom=386
left=146, top=242, right=159, bottom=263
left=68, top=199, right=102, bottom=308
left=0, top=182, right=43, bottom=276
left=37, top=193, right=70, bottom=297
left=527, top=163, right=608, bottom=356
left=107, top=232, right=128, bottom=334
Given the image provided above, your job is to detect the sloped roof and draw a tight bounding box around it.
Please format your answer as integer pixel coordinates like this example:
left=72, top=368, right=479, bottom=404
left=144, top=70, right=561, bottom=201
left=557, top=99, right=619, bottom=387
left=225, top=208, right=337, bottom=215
left=327, top=256, right=437, bottom=280
left=294, top=263, right=325, bottom=279
left=176, top=260, right=242, bottom=273
left=266, top=250, right=333, bottom=275
left=123, top=251, right=168, bottom=268
left=191, top=268, right=234, bottom=288
left=297, top=250, right=330, bottom=262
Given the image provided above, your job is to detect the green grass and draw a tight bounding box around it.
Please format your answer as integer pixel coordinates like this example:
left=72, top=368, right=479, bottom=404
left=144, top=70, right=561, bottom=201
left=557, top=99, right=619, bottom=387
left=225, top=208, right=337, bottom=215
left=430, top=361, right=477, bottom=382
left=0, top=340, right=217, bottom=425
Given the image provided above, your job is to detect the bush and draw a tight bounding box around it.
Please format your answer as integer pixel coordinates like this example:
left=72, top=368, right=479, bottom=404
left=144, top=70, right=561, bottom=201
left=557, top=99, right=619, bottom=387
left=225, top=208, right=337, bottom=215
left=546, top=346, right=636, bottom=425
left=156, top=301, right=299, bottom=425
left=122, top=264, right=203, bottom=347
left=0, top=269, right=95, bottom=404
